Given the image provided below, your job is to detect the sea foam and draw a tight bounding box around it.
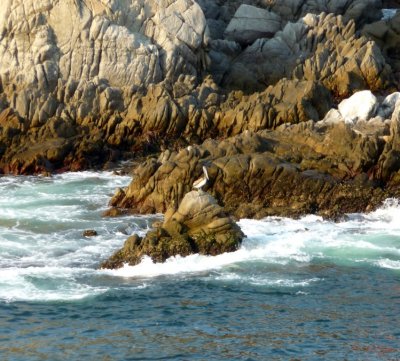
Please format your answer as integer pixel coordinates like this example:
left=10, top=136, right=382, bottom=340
left=106, top=199, right=400, bottom=279
left=1, top=172, right=400, bottom=302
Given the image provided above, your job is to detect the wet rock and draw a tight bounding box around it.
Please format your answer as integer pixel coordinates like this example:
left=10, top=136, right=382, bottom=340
left=102, top=190, right=244, bottom=269
left=83, top=230, right=98, bottom=237
left=109, top=187, right=126, bottom=207
left=102, top=207, right=128, bottom=217
left=110, top=113, right=394, bottom=220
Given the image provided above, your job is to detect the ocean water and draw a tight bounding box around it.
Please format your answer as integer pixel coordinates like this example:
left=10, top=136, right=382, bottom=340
left=0, top=172, right=399, bottom=360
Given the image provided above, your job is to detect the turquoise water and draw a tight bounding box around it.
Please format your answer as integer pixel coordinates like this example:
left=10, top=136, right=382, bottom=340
left=0, top=172, right=400, bottom=360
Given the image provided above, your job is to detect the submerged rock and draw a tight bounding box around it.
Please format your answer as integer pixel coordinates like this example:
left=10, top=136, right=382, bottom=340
left=83, top=230, right=98, bottom=237
left=101, top=190, right=244, bottom=269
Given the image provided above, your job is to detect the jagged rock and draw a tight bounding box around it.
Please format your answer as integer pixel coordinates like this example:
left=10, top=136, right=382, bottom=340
left=98, top=77, right=333, bottom=149
left=217, top=79, right=332, bottom=134
left=0, top=0, right=208, bottom=125
left=338, top=90, right=378, bottom=123
left=199, top=0, right=382, bottom=40
left=207, top=39, right=242, bottom=83
left=109, top=115, right=393, bottom=220
left=101, top=190, right=244, bottom=268
left=224, top=13, right=391, bottom=93
left=362, top=12, right=400, bottom=75
left=269, top=0, right=383, bottom=25
left=0, top=1, right=394, bottom=174
left=0, top=0, right=212, bottom=173
left=376, top=100, right=400, bottom=180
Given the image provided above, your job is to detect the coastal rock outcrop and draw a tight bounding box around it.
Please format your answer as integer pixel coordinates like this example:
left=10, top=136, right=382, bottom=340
left=108, top=91, right=400, bottom=219
left=202, top=0, right=382, bottom=40
left=0, top=0, right=209, bottom=173
left=101, top=190, right=244, bottom=268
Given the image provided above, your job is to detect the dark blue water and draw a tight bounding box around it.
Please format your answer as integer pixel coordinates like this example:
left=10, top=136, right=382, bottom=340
left=1, top=173, right=400, bottom=360
left=1, top=264, right=399, bottom=360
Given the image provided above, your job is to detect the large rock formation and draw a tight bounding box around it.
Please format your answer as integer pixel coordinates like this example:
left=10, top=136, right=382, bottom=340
left=0, top=0, right=395, bottom=174
left=224, top=12, right=390, bottom=92
left=102, top=189, right=244, bottom=268
left=108, top=91, right=400, bottom=220
left=201, top=0, right=383, bottom=39
left=0, top=0, right=209, bottom=173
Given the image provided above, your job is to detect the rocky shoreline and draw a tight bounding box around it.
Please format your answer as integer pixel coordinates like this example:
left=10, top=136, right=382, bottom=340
left=1, top=0, right=400, bottom=265
left=107, top=90, right=400, bottom=219
left=0, top=0, right=398, bottom=175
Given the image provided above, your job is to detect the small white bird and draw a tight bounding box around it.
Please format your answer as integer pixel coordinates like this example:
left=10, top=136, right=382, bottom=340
left=193, top=166, right=209, bottom=191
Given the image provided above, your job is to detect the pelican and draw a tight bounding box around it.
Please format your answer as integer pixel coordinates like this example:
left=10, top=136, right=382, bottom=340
left=193, top=166, right=209, bottom=191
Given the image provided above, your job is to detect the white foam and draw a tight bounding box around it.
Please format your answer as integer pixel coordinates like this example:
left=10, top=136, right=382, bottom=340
left=104, top=253, right=249, bottom=278
left=375, top=259, right=400, bottom=270
left=105, top=199, right=400, bottom=279
left=213, top=273, right=321, bottom=287
left=2, top=170, right=400, bottom=302
left=105, top=231, right=312, bottom=279
left=0, top=266, right=108, bottom=302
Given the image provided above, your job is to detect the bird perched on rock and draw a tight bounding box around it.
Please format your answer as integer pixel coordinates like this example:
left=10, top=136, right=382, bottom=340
left=193, top=166, right=209, bottom=191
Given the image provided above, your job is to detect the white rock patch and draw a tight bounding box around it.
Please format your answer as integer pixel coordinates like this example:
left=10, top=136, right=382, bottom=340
left=378, top=92, right=400, bottom=119
left=338, top=90, right=378, bottom=124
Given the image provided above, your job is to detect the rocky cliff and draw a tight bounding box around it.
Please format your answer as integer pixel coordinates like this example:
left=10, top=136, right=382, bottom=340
left=0, top=0, right=396, bottom=174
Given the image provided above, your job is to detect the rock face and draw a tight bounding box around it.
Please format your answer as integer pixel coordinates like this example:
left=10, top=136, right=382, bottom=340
left=0, top=0, right=394, bottom=174
left=224, top=12, right=390, bottom=92
left=0, top=0, right=209, bottom=173
left=203, top=0, right=382, bottom=39
left=2, top=0, right=399, bottom=264
left=101, top=190, right=244, bottom=268
left=224, top=5, right=282, bottom=45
